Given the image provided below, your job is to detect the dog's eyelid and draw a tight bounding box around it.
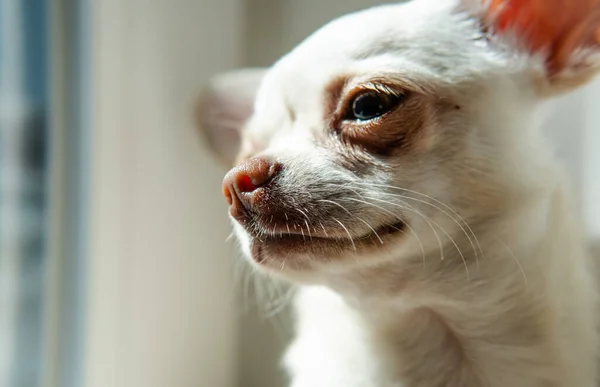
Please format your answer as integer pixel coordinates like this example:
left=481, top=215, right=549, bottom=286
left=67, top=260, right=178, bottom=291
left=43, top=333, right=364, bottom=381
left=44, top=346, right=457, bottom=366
left=323, top=75, right=425, bottom=131
left=360, top=82, right=403, bottom=97
left=336, top=84, right=409, bottom=122
left=347, top=81, right=407, bottom=99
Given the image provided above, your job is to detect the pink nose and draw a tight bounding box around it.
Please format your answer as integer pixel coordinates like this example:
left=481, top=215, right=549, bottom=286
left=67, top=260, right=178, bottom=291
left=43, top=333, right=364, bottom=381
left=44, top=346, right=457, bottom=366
left=222, top=157, right=281, bottom=221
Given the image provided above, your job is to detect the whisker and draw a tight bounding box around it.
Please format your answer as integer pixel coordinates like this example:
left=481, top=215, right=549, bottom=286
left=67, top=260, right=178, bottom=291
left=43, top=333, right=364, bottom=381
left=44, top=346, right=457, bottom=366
left=265, top=289, right=294, bottom=318
left=318, top=198, right=384, bottom=244
left=319, top=222, right=329, bottom=238
left=295, top=207, right=311, bottom=223
left=386, top=193, right=481, bottom=269
left=294, top=207, right=314, bottom=241
left=352, top=181, right=483, bottom=267
left=332, top=217, right=357, bottom=252
left=496, top=238, right=528, bottom=287
left=360, top=219, right=384, bottom=244
left=366, top=195, right=470, bottom=279
left=353, top=182, right=481, bottom=247
left=366, top=196, right=445, bottom=261
left=304, top=219, right=313, bottom=241
left=318, top=199, right=354, bottom=217
left=344, top=197, right=426, bottom=264
left=228, top=235, right=293, bottom=337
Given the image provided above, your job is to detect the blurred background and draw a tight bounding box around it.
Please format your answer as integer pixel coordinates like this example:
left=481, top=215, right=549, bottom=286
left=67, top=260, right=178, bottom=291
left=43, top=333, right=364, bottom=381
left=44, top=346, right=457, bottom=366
left=1, top=1, right=599, bottom=387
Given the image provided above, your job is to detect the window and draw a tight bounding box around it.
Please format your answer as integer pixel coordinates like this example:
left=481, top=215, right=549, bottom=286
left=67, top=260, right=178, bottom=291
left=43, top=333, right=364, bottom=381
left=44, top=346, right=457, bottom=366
left=0, top=1, right=48, bottom=386
left=1, top=1, right=89, bottom=386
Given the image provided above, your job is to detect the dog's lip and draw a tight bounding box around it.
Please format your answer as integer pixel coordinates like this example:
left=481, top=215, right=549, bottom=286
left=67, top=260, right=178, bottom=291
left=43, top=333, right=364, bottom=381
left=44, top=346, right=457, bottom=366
left=248, top=220, right=407, bottom=268
left=251, top=220, right=406, bottom=245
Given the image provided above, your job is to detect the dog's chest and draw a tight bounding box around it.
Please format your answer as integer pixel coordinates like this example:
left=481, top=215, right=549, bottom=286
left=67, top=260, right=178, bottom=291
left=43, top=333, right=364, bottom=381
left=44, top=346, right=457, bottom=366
left=283, top=287, right=402, bottom=387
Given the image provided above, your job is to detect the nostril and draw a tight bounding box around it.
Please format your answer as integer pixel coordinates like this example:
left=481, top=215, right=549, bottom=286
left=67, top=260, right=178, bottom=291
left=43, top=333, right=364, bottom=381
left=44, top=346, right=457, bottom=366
left=222, top=157, right=282, bottom=219
left=237, top=174, right=258, bottom=193
left=231, top=157, right=280, bottom=192
left=244, top=157, right=280, bottom=190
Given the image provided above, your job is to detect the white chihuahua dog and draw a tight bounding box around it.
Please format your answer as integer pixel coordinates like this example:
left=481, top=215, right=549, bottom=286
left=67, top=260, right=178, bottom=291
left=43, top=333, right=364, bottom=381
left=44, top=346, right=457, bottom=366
left=198, top=0, right=600, bottom=385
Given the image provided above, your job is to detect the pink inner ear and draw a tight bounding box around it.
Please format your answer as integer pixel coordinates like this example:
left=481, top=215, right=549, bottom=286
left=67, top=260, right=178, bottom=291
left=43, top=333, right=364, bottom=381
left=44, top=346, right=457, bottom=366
left=487, top=0, right=600, bottom=75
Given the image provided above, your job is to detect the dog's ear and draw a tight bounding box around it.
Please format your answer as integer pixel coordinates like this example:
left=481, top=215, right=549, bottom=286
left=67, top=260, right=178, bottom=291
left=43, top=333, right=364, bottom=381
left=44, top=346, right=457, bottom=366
left=195, top=68, right=266, bottom=165
left=475, top=0, right=600, bottom=97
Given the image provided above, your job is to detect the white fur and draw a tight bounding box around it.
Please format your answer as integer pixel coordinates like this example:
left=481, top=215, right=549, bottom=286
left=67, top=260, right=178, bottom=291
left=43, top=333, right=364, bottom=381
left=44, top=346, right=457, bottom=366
left=200, top=0, right=600, bottom=385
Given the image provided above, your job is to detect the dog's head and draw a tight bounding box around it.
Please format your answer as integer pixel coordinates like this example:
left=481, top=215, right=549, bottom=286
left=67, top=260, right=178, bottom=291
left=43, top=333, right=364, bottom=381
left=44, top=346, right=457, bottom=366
left=198, top=0, right=600, bottom=282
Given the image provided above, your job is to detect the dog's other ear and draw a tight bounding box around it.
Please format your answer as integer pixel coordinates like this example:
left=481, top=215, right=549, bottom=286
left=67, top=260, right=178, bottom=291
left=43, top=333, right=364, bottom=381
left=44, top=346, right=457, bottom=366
left=478, top=0, right=600, bottom=97
left=195, top=68, right=266, bottom=165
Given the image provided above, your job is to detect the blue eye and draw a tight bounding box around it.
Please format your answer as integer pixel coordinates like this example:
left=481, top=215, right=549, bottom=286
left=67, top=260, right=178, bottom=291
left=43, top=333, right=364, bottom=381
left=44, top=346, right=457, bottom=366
left=350, top=91, right=402, bottom=121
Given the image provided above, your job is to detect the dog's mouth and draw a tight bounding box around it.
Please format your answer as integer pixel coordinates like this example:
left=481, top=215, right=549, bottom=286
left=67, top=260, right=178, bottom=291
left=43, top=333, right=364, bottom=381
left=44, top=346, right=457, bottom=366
left=247, top=220, right=407, bottom=267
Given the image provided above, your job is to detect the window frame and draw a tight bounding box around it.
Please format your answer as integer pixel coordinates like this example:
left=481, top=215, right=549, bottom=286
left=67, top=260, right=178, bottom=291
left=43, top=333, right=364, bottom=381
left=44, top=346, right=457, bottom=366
left=43, top=1, right=91, bottom=387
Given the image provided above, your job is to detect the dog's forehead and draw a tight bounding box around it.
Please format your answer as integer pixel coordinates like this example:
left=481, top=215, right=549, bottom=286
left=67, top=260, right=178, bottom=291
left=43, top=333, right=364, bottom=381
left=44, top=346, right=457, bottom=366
left=256, top=0, right=480, bottom=102
left=245, top=0, right=492, bottom=146
left=283, top=0, right=465, bottom=67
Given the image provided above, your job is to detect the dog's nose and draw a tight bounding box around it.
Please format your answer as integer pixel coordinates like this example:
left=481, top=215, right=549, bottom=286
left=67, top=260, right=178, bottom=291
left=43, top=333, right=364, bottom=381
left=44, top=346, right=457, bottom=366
left=222, top=157, right=281, bottom=221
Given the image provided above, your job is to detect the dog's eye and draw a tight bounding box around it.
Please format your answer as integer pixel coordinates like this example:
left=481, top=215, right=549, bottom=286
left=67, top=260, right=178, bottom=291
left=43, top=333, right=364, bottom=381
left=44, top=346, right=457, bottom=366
left=349, top=91, right=402, bottom=121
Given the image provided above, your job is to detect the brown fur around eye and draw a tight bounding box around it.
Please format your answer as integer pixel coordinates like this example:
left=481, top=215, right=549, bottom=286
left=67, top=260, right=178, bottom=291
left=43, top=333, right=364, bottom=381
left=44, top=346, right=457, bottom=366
left=323, top=75, right=350, bottom=121
left=319, top=77, right=435, bottom=175
left=335, top=92, right=432, bottom=157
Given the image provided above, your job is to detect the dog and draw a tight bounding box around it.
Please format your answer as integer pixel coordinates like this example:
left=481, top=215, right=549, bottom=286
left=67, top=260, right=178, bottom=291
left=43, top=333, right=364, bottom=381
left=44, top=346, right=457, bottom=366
left=198, top=0, right=600, bottom=385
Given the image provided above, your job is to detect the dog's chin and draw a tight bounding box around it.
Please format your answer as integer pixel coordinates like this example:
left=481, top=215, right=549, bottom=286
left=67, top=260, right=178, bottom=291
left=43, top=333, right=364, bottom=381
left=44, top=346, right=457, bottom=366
left=232, top=221, right=407, bottom=279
